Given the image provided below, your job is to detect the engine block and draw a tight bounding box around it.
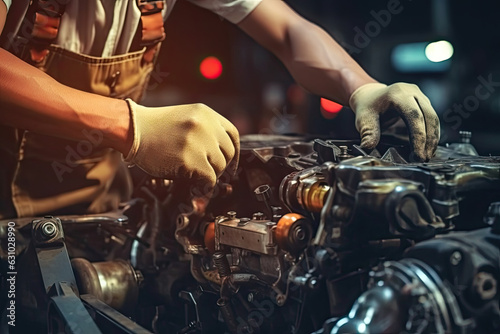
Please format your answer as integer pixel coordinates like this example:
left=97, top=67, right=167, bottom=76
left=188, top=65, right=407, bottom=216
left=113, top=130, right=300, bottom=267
left=2, top=134, right=500, bottom=334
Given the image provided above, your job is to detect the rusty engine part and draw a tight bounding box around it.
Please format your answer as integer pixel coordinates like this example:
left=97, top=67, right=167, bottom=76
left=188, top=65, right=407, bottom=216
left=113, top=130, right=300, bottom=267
left=71, top=258, right=142, bottom=314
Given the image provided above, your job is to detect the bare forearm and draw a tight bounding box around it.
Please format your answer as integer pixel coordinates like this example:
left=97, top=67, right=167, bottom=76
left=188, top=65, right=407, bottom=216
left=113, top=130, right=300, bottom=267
left=280, top=20, right=377, bottom=105
left=0, top=48, right=132, bottom=153
left=239, top=0, right=439, bottom=161
left=239, top=0, right=377, bottom=106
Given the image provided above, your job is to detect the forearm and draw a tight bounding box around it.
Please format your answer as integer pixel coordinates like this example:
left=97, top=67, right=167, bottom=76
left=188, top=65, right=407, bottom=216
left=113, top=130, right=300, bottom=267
left=280, top=20, right=377, bottom=105
left=239, top=0, right=439, bottom=161
left=238, top=0, right=377, bottom=106
left=0, top=48, right=132, bottom=153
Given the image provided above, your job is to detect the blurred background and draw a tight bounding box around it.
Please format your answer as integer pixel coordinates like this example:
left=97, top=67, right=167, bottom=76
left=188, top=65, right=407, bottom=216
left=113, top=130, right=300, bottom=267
left=143, top=0, right=500, bottom=155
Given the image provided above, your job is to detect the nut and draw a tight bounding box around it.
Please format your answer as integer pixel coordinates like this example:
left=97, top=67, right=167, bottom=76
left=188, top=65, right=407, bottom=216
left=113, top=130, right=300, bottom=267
left=472, top=272, right=497, bottom=300
left=275, top=294, right=286, bottom=306
left=41, top=221, right=57, bottom=238
left=450, top=251, right=462, bottom=266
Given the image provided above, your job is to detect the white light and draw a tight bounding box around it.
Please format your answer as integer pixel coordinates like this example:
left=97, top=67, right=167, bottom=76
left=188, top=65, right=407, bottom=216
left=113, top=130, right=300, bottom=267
left=358, top=323, right=367, bottom=333
left=425, top=40, right=454, bottom=63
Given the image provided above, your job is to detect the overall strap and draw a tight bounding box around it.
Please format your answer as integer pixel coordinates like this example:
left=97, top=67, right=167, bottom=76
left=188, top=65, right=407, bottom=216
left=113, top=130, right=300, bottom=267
left=28, top=0, right=68, bottom=63
left=137, top=0, right=166, bottom=63
left=4, top=0, right=164, bottom=63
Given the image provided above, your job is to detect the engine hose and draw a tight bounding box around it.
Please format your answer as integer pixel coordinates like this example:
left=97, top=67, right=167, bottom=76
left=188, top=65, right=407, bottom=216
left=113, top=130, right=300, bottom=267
left=217, top=297, right=239, bottom=334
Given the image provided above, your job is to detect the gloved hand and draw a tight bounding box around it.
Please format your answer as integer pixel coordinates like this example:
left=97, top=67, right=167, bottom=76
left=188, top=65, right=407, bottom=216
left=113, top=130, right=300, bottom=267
left=124, top=99, right=240, bottom=189
left=349, top=82, right=440, bottom=161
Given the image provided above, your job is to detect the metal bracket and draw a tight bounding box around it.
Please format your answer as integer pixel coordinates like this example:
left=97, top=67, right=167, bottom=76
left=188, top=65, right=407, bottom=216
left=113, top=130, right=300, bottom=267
left=81, top=295, right=152, bottom=334
left=47, top=282, right=102, bottom=334
left=31, top=216, right=102, bottom=333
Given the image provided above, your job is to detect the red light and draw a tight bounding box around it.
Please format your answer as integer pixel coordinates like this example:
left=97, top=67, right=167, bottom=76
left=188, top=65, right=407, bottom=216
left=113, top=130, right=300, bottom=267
left=200, top=56, right=223, bottom=80
left=321, top=98, right=343, bottom=113
left=320, top=98, right=343, bottom=119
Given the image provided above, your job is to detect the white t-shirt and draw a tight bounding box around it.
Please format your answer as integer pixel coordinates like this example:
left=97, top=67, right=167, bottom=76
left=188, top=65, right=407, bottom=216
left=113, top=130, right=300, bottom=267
left=1, top=0, right=261, bottom=57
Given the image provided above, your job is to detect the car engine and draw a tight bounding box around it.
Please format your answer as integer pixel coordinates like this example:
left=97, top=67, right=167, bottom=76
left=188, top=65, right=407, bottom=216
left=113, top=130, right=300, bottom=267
left=1, top=134, right=500, bottom=334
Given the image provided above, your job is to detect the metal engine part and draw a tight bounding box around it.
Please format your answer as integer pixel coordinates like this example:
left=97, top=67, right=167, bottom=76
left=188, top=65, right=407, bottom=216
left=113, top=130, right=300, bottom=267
left=330, top=226, right=500, bottom=334
left=4, top=134, right=500, bottom=334
left=71, top=258, right=143, bottom=314
left=280, top=167, right=332, bottom=214
left=214, top=214, right=278, bottom=255
left=212, top=212, right=313, bottom=257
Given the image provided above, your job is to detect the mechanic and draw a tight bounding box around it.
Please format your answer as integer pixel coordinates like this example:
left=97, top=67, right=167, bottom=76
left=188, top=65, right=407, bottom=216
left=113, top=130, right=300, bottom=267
left=0, top=0, right=440, bottom=219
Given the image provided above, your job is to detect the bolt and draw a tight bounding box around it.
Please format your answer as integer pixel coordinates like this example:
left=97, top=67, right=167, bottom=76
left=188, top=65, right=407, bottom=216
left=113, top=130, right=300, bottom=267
left=135, top=270, right=144, bottom=286
left=284, top=253, right=295, bottom=262
left=275, top=294, right=286, bottom=306
left=252, top=212, right=264, bottom=220
left=247, top=293, right=254, bottom=303
left=41, top=221, right=57, bottom=238
left=238, top=218, right=250, bottom=226
left=450, top=251, right=462, bottom=266
left=308, top=277, right=319, bottom=289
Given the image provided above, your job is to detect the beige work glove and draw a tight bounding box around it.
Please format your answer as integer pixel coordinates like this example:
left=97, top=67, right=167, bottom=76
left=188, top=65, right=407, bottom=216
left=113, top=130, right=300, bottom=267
left=349, top=82, right=440, bottom=161
left=124, top=99, right=239, bottom=189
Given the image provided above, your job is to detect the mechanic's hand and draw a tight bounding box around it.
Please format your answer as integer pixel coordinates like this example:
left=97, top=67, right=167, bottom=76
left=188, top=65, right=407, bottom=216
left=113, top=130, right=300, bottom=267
left=349, top=82, right=440, bottom=161
left=124, top=99, right=240, bottom=189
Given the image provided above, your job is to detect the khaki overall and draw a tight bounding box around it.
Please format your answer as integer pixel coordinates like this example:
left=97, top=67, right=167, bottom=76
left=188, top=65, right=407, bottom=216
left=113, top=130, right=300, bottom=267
left=0, top=0, right=166, bottom=218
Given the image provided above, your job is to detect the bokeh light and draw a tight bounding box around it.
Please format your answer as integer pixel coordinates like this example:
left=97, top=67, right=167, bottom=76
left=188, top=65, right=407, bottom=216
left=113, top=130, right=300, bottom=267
left=425, top=40, right=454, bottom=63
left=321, top=98, right=343, bottom=119
left=200, top=56, right=223, bottom=80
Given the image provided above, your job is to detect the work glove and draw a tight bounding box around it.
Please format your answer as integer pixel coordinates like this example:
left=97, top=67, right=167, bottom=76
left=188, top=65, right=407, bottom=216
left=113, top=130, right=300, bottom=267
left=349, top=82, right=440, bottom=161
left=124, top=99, right=240, bottom=190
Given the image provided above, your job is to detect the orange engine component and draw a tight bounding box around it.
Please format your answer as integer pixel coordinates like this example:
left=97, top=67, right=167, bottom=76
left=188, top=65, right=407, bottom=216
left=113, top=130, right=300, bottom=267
left=204, top=222, right=216, bottom=254
left=275, top=213, right=312, bottom=255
